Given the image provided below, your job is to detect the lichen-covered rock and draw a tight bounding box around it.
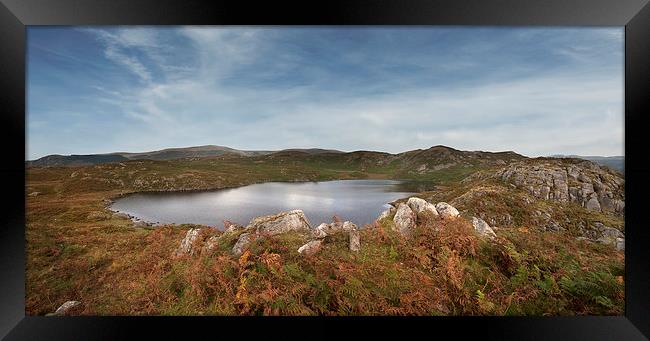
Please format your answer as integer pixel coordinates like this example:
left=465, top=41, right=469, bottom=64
left=349, top=229, right=361, bottom=252
left=615, top=238, right=625, bottom=251
left=298, top=240, right=323, bottom=256
left=247, top=210, right=311, bottom=236
left=342, top=221, right=357, bottom=232
left=407, top=197, right=439, bottom=218
left=48, top=300, right=81, bottom=316
left=223, top=220, right=245, bottom=233
left=496, top=158, right=624, bottom=215
left=203, top=235, right=220, bottom=254
left=232, top=232, right=254, bottom=257
left=435, top=202, right=459, bottom=220
left=311, top=223, right=329, bottom=238
left=312, top=220, right=357, bottom=236
left=393, top=203, right=416, bottom=236
left=471, top=217, right=497, bottom=239
left=174, top=228, right=202, bottom=257
left=585, top=196, right=602, bottom=211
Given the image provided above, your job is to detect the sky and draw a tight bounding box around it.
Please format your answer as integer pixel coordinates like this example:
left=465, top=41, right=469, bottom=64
left=26, top=26, right=624, bottom=160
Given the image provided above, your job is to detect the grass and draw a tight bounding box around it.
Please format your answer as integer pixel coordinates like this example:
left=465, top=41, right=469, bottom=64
left=25, top=153, right=624, bottom=316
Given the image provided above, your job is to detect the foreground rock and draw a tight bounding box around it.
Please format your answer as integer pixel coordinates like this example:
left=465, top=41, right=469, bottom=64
left=496, top=158, right=624, bottom=215
left=47, top=300, right=81, bottom=316
left=175, top=228, right=202, bottom=257
left=349, top=228, right=361, bottom=252
left=223, top=220, right=245, bottom=234
left=232, top=232, right=255, bottom=257
left=471, top=217, right=497, bottom=240
left=230, top=210, right=312, bottom=256
left=435, top=202, right=460, bottom=220
left=407, top=197, right=439, bottom=219
left=595, top=224, right=625, bottom=251
left=298, top=240, right=323, bottom=256
left=248, top=210, right=311, bottom=236
left=313, top=220, right=357, bottom=237
left=393, top=203, right=417, bottom=236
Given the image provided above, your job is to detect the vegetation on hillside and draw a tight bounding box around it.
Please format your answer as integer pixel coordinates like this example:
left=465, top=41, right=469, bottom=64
left=25, top=148, right=624, bottom=316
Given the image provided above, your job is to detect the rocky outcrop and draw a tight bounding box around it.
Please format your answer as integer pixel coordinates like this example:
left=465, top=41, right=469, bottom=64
left=312, top=224, right=329, bottom=238
left=472, top=217, right=496, bottom=240
left=497, top=159, right=624, bottom=215
left=435, top=202, right=459, bottom=220
left=407, top=197, right=438, bottom=219
left=175, top=228, right=202, bottom=257
left=393, top=203, right=417, bottom=236
left=594, top=223, right=625, bottom=251
left=298, top=240, right=323, bottom=256
left=575, top=222, right=625, bottom=251
left=223, top=220, right=245, bottom=234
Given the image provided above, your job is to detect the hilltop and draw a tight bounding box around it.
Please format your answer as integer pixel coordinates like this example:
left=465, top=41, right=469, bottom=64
left=25, top=146, right=624, bottom=316
left=27, top=144, right=522, bottom=168
left=27, top=145, right=271, bottom=167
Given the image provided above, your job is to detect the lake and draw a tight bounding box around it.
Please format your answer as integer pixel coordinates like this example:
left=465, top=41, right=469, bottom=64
left=109, top=179, right=417, bottom=228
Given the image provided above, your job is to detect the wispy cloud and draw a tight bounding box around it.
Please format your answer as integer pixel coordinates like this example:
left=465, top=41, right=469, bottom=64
left=26, top=27, right=624, bottom=159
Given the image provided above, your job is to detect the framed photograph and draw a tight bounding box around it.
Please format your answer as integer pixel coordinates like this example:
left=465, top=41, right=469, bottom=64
left=1, top=0, right=649, bottom=339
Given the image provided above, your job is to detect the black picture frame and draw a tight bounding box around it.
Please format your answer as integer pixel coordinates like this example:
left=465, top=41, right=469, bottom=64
left=1, top=0, right=649, bottom=339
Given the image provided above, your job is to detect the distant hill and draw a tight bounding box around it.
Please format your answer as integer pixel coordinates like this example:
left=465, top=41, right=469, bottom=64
left=27, top=144, right=525, bottom=168
left=27, top=145, right=272, bottom=167
left=27, top=154, right=130, bottom=167
left=113, top=145, right=271, bottom=160
left=274, top=148, right=344, bottom=155
left=550, top=155, right=624, bottom=173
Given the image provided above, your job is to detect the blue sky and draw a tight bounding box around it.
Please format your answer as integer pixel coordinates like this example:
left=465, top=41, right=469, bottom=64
left=27, top=26, right=624, bottom=160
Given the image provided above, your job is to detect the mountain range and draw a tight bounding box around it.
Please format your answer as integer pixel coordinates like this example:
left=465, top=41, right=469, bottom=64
left=27, top=144, right=622, bottom=174
left=27, top=145, right=513, bottom=168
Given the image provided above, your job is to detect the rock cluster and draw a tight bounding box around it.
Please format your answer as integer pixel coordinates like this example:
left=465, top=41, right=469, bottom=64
left=174, top=210, right=361, bottom=258
left=496, top=159, right=624, bottom=215
left=230, top=210, right=312, bottom=256
left=379, top=198, right=469, bottom=238
left=299, top=219, right=361, bottom=256
left=407, top=197, right=439, bottom=218
left=579, top=222, right=625, bottom=251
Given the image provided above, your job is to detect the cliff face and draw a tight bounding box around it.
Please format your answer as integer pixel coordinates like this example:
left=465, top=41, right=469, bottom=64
left=496, top=158, right=624, bottom=215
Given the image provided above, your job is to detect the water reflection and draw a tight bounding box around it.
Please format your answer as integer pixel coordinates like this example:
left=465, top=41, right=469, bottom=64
left=110, top=179, right=416, bottom=228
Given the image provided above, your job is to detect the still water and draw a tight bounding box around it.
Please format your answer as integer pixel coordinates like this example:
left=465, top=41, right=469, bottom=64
left=110, top=180, right=418, bottom=228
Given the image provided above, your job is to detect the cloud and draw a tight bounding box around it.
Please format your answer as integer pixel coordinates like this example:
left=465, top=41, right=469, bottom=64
left=27, top=27, right=624, bottom=159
